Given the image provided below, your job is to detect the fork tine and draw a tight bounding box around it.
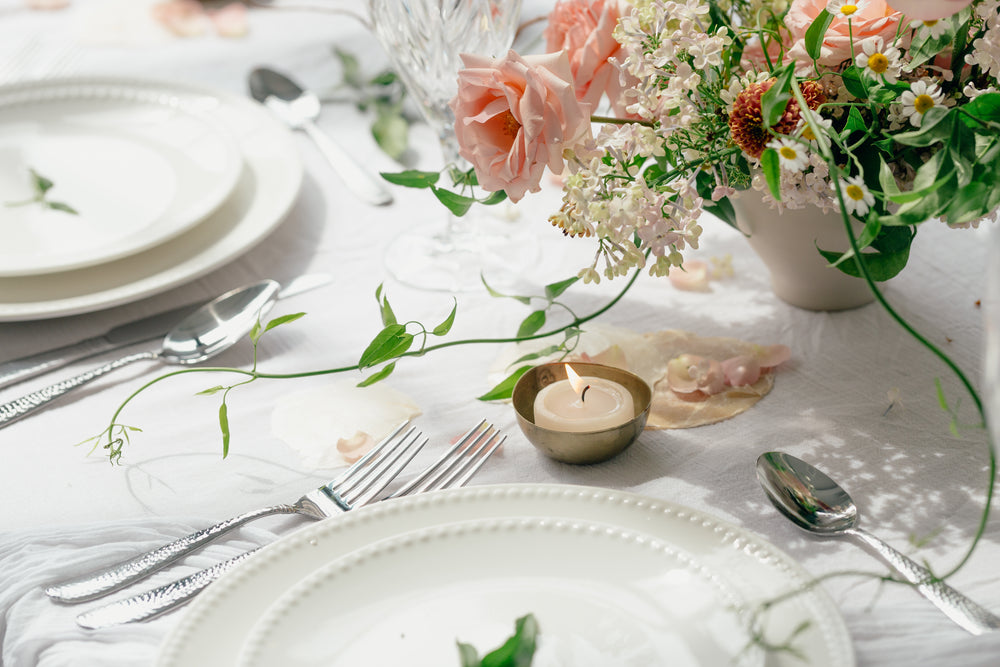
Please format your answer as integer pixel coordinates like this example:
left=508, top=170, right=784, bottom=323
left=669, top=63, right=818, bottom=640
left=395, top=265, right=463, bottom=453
left=340, top=430, right=427, bottom=506
left=387, top=419, right=487, bottom=499
left=323, top=420, right=411, bottom=491
left=439, top=431, right=504, bottom=490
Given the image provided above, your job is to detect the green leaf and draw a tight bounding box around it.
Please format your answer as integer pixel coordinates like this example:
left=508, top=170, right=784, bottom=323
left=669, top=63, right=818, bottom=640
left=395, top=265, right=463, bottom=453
left=249, top=319, right=263, bottom=344
left=219, top=402, right=231, bottom=458
left=960, top=92, right=1000, bottom=127
left=544, top=276, right=578, bottom=300
left=804, top=9, right=834, bottom=60
left=358, top=324, right=412, bottom=368
left=431, top=186, right=476, bottom=216
left=357, top=361, right=396, bottom=387
left=333, top=47, right=362, bottom=88
left=47, top=201, right=78, bottom=215
left=30, top=168, right=53, bottom=194
left=377, top=287, right=397, bottom=326
left=480, top=614, right=539, bottom=667
left=840, top=66, right=868, bottom=100
left=371, top=110, right=409, bottom=160
left=196, top=385, right=227, bottom=396
left=842, top=106, right=868, bottom=135
left=517, top=310, right=547, bottom=337
left=457, top=642, right=480, bottom=667
left=761, top=64, right=794, bottom=128
left=892, top=107, right=952, bottom=147
left=380, top=169, right=440, bottom=188
left=432, top=300, right=458, bottom=336
left=760, top=148, right=782, bottom=201
left=481, top=276, right=532, bottom=305
left=480, top=190, right=507, bottom=205
left=477, top=365, right=532, bottom=401
left=369, top=70, right=397, bottom=86
left=262, top=312, right=306, bottom=336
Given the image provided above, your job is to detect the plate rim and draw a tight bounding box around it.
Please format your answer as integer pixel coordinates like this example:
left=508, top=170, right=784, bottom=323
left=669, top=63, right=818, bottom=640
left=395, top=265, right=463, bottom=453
left=156, top=483, right=855, bottom=667
left=0, top=75, right=302, bottom=321
left=0, top=77, right=244, bottom=277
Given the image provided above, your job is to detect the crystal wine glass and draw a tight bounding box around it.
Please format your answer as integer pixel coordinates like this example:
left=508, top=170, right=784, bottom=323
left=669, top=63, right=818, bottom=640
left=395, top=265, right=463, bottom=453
left=369, top=0, right=527, bottom=292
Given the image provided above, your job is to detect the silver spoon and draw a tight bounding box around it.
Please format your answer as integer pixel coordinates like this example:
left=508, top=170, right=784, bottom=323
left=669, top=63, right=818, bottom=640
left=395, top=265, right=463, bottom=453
left=248, top=66, right=393, bottom=206
left=757, top=451, right=1000, bottom=635
left=0, top=280, right=280, bottom=429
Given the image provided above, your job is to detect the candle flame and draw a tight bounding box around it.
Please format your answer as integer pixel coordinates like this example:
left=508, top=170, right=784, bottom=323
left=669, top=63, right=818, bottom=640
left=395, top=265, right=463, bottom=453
left=565, top=364, right=585, bottom=396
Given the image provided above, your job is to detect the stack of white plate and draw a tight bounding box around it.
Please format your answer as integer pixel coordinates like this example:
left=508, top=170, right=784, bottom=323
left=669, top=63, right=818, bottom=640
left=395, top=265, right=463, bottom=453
left=156, top=483, right=855, bottom=667
left=0, top=77, right=302, bottom=321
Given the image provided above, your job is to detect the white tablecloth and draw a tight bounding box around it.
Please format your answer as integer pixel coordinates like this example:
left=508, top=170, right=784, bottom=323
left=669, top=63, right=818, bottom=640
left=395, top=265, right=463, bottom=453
left=2, top=2, right=1000, bottom=665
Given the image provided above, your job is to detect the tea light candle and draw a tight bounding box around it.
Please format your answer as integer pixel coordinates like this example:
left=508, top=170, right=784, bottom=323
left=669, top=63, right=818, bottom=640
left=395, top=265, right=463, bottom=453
left=533, top=364, right=634, bottom=433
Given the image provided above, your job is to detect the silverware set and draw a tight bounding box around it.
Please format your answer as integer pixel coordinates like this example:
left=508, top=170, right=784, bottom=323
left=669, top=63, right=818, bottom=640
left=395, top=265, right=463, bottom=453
left=46, top=420, right=504, bottom=629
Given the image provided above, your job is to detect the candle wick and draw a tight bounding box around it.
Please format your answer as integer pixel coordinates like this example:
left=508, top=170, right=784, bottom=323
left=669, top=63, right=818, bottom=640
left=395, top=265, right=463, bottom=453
left=581, top=385, right=591, bottom=403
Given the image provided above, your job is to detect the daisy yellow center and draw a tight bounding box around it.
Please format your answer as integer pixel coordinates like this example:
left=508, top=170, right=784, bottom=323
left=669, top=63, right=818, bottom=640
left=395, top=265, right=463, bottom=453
left=779, top=146, right=798, bottom=160
left=841, top=4, right=858, bottom=16
left=802, top=126, right=817, bottom=141
left=845, top=184, right=866, bottom=201
left=914, top=94, right=935, bottom=114
left=923, top=20, right=938, bottom=28
left=867, top=53, right=889, bottom=74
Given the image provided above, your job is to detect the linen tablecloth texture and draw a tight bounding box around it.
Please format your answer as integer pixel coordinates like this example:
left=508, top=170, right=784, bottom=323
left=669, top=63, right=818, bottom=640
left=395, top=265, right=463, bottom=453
left=2, top=2, right=999, bottom=665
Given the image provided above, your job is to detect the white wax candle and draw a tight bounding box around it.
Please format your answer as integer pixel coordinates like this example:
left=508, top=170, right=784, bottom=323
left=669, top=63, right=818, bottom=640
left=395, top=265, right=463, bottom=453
left=533, top=366, right=634, bottom=433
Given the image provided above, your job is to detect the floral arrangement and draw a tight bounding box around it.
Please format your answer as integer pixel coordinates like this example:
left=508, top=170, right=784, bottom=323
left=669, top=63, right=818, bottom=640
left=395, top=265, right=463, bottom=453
left=445, top=0, right=1000, bottom=285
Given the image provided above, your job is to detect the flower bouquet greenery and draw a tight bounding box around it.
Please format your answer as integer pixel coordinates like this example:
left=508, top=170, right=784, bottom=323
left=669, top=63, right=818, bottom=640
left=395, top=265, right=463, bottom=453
left=421, top=0, right=1000, bottom=289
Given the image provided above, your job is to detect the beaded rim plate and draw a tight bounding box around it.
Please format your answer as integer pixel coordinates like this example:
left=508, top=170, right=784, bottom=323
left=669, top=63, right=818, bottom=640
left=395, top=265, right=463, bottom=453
left=0, top=79, right=242, bottom=276
left=0, top=77, right=301, bottom=321
left=156, top=483, right=855, bottom=667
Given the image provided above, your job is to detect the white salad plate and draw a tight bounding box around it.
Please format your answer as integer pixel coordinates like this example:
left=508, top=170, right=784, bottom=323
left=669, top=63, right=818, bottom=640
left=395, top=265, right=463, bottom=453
left=0, top=77, right=302, bottom=321
left=239, top=516, right=762, bottom=667
left=157, top=484, right=855, bottom=667
left=0, top=79, right=242, bottom=276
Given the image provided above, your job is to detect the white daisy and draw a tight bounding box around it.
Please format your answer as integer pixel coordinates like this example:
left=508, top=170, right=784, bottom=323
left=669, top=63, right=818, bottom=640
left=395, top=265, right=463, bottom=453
left=796, top=114, right=834, bottom=144
left=768, top=137, right=810, bottom=173
left=899, top=80, right=946, bottom=127
left=837, top=175, right=875, bottom=217
left=826, top=0, right=866, bottom=19
left=854, top=37, right=902, bottom=84
left=911, top=18, right=948, bottom=38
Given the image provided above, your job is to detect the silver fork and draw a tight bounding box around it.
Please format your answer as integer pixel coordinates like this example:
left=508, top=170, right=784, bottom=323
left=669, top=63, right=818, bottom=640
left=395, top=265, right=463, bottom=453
left=46, top=421, right=427, bottom=604
left=74, top=422, right=504, bottom=629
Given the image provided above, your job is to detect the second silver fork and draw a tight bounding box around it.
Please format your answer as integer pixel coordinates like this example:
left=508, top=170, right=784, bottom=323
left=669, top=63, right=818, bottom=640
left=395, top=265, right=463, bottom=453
left=75, top=422, right=504, bottom=629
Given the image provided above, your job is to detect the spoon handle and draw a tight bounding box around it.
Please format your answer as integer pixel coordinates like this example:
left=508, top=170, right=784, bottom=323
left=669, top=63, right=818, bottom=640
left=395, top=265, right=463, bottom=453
left=302, top=120, right=394, bottom=206
left=848, top=527, right=1000, bottom=635
left=0, top=351, right=158, bottom=429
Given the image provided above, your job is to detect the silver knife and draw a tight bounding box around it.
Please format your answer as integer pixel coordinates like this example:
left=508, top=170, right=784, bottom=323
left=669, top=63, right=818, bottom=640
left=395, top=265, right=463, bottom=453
left=0, top=273, right=332, bottom=391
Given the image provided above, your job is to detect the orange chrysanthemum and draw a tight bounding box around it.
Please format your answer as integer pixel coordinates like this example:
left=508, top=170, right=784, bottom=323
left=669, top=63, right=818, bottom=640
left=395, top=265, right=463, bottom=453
left=728, top=78, right=826, bottom=158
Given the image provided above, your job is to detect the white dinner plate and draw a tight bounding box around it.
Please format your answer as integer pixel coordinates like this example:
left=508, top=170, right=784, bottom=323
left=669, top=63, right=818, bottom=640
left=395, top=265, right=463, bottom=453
left=0, top=79, right=242, bottom=276
left=239, top=516, right=762, bottom=667
left=0, top=77, right=301, bottom=321
left=157, top=484, right=855, bottom=667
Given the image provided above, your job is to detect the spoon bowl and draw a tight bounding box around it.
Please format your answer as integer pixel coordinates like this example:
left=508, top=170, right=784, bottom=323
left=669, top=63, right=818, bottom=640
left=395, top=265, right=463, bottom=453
left=0, top=281, right=280, bottom=429
left=248, top=66, right=392, bottom=206
left=757, top=451, right=1000, bottom=635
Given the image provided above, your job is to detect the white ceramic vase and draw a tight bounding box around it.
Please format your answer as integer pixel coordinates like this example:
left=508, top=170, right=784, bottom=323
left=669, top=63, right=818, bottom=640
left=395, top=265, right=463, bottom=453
left=730, top=191, right=875, bottom=311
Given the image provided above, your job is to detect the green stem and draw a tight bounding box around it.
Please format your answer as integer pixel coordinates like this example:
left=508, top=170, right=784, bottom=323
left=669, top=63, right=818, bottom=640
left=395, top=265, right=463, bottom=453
left=590, top=114, right=652, bottom=126
left=103, top=266, right=644, bottom=459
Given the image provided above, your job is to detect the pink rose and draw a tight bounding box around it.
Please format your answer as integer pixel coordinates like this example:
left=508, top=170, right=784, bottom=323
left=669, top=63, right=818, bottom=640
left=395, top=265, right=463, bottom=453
left=450, top=50, right=592, bottom=203
left=887, top=0, right=974, bottom=20
left=787, top=0, right=903, bottom=68
left=544, top=0, right=626, bottom=108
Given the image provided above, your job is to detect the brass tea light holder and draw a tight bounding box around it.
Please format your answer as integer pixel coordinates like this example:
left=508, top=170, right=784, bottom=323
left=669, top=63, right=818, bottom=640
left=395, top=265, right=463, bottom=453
left=512, top=362, right=652, bottom=464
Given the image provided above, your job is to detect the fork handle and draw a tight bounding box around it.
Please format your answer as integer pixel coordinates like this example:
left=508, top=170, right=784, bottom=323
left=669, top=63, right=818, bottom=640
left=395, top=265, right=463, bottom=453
left=0, top=351, right=158, bottom=429
left=76, top=548, right=260, bottom=630
left=848, top=527, right=1000, bottom=635
left=45, top=504, right=297, bottom=604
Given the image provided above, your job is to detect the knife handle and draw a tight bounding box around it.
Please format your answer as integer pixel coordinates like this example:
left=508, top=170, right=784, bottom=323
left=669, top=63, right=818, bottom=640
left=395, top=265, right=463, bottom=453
left=0, top=351, right=158, bottom=429
left=0, top=336, right=113, bottom=391
left=46, top=504, right=296, bottom=604
left=75, top=548, right=260, bottom=630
